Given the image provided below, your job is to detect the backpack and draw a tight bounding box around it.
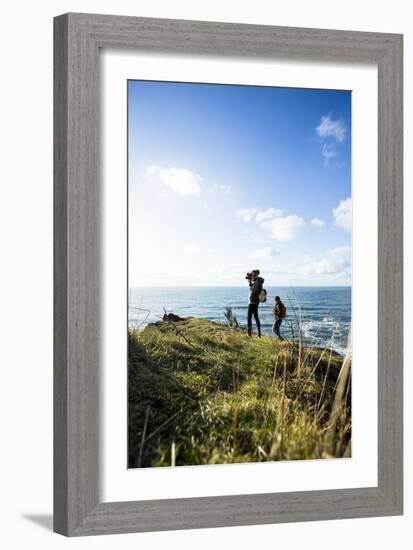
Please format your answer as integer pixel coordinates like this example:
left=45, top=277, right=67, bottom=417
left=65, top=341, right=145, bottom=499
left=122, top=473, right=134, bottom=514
left=279, top=303, right=287, bottom=318
left=258, top=288, right=267, bottom=303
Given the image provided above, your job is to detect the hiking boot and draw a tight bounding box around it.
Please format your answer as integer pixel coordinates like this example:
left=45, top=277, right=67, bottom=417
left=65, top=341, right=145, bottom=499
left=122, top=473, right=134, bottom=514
left=247, top=328, right=252, bottom=337
left=257, top=327, right=261, bottom=338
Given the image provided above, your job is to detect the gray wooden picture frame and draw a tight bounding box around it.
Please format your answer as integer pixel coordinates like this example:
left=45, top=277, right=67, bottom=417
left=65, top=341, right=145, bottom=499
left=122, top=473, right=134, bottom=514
left=54, top=13, right=403, bottom=537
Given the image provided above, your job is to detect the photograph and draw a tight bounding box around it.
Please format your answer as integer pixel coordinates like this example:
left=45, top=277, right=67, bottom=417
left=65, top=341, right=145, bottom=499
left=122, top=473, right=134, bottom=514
left=127, top=79, right=352, bottom=468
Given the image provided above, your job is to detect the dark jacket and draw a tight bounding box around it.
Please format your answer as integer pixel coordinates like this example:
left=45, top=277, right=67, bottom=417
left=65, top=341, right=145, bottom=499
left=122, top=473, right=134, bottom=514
left=274, top=301, right=286, bottom=319
left=249, top=277, right=264, bottom=305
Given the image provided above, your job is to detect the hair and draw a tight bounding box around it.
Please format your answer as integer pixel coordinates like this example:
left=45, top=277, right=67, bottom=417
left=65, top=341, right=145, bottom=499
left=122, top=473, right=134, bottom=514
left=254, top=269, right=260, bottom=275
left=275, top=295, right=280, bottom=301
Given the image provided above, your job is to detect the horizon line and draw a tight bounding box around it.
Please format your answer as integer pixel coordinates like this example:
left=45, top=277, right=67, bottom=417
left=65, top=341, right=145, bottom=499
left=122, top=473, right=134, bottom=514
left=129, top=284, right=351, bottom=288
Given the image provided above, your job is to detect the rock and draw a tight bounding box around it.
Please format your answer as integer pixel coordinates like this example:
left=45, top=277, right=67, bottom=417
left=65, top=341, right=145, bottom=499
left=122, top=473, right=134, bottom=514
left=163, top=312, right=184, bottom=322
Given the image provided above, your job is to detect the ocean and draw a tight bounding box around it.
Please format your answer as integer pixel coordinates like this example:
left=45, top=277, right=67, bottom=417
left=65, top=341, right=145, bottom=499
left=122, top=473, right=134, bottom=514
left=129, top=286, right=351, bottom=355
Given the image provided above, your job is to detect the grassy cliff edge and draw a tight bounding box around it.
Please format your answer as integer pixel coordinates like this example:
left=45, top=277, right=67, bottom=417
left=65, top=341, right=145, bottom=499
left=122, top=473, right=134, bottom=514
left=128, top=317, right=351, bottom=468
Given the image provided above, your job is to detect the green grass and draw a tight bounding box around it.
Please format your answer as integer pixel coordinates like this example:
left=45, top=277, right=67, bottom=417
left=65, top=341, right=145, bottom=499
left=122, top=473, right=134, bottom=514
left=128, top=317, right=351, bottom=468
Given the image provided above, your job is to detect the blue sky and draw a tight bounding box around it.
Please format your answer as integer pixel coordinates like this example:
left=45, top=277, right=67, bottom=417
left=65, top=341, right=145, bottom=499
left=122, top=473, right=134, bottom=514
left=128, top=80, right=351, bottom=287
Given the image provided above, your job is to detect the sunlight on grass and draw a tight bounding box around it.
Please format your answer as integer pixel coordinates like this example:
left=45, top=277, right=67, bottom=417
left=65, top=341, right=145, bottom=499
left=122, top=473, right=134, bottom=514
left=128, top=317, right=351, bottom=468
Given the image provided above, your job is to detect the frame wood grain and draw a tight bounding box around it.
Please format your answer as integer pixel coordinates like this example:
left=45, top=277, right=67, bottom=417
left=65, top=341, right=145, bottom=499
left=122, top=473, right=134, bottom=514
left=54, top=13, right=403, bottom=536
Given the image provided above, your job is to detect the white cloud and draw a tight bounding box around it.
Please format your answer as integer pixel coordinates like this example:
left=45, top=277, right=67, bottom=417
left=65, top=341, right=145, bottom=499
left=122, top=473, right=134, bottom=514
left=183, top=244, right=200, bottom=254
left=238, top=207, right=307, bottom=242
left=302, top=246, right=351, bottom=276
left=146, top=165, right=201, bottom=196
left=321, top=143, right=337, bottom=165
left=330, top=245, right=351, bottom=259
left=316, top=115, right=347, bottom=165
left=237, top=207, right=283, bottom=223
left=262, top=215, right=305, bottom=241
left=250, top=247, right=280, bottom=259
left=316, top=115, right=346, bottom=142
left=333, top=197, right=352, bottom=232
left=302, top=258, right=346, bottom=276
left=252, top=234, right=270, bottom=244
left=311, top=217, right=325, bottom=227
left=237, top=208, right=258, bottom=222
left=255, top=207, right=283, bottom=222
left=213, top=182, right=231, bottom=195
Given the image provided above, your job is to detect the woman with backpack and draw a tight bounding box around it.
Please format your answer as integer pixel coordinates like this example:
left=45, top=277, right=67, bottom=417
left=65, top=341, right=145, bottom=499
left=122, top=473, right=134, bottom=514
left=272, top=295, right=286, bottom=339
left=246, top=269, right=265, bottom=337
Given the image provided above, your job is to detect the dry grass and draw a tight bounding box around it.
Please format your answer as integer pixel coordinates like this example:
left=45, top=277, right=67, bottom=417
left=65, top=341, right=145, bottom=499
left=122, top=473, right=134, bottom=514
left=128, top=316, right=351, bottom=468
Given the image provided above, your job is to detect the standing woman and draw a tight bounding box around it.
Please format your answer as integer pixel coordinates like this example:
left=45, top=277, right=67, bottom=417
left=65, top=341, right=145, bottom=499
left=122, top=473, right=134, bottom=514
left=272, top=295, right=286, bottom=339
left=247, top=269, right=264, bottom=337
